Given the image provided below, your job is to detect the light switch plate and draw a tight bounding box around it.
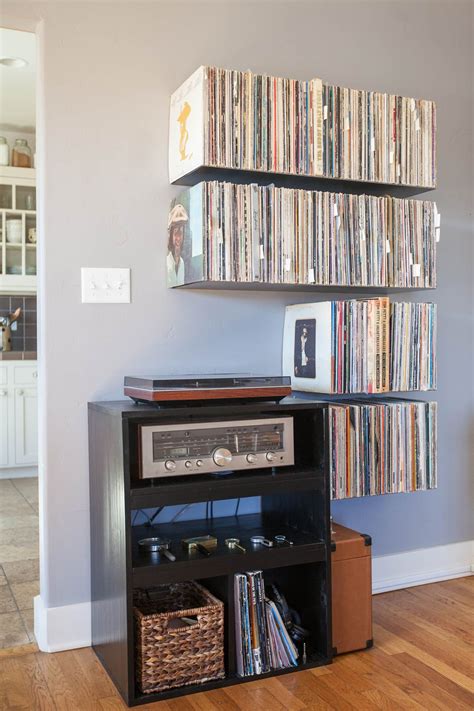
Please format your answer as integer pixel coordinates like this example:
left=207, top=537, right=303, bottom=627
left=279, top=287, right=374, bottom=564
left=81, top=267, right=131, bottom=303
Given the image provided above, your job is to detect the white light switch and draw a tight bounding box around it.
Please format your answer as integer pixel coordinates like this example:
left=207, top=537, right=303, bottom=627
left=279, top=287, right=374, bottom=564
left=81, top=268, right=131, bottom=303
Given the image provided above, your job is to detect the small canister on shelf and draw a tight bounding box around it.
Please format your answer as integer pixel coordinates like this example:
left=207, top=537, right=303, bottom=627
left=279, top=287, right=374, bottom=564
left=0, top=137, right=9, bottom=166
left=11, top=139, right=32, bottom=168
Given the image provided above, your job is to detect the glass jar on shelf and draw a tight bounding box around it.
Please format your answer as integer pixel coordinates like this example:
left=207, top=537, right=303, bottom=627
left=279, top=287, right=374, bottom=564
left=0, top=137, right=9, bottom=166
left=11, top=139, right=32, bottom=168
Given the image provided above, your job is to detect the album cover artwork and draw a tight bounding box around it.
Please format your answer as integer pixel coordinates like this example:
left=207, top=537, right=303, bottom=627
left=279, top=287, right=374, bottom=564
left=166, top=185, right=204, bottom=287
left=294, top=319, right=316, bottom=379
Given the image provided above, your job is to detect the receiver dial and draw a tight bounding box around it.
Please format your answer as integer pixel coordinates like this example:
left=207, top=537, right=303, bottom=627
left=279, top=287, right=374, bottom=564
left=213, top=447, right=233, bottom=467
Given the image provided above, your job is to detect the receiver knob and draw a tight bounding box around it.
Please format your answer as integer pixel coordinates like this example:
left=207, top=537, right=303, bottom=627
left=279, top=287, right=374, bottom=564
left=185, top=460, right=193, bottom=469
left=196, top=459, right=203, bottom=467
left=246, top=453, right=257, bottom=464
left=213, top=447, right=232, bottom=467
left=164, top=460, right=176, bottom=472
left=266, top=452, right=276, bottom=462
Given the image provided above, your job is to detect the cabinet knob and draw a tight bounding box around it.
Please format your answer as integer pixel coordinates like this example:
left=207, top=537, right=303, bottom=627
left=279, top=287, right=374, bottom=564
left=17, top=390, right=24, bottom=396
left=0, top=390, right=7, bottom=397
left=33, top=371, right=37, bottom=378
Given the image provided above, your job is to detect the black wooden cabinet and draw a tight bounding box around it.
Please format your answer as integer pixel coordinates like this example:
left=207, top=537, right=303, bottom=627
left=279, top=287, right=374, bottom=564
left=88, top=398, right=333, bottom=706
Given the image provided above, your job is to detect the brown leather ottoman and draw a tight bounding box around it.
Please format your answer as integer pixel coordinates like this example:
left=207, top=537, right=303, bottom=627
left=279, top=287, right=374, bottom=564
left=331, top=522, right=373, bottom=655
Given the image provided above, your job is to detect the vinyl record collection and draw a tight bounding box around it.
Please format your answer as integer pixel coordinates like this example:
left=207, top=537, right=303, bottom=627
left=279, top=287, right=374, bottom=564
left=234, top=571, right=299, bottom=676
left=184, top=181, right=437, bottom=288
left=198, top=67, right=436, bottom=187
left=329, top=400, right=437, bottom=499
left=390, top=301, right=437, bottom=391
left=283, top=298, right=436, bottom=394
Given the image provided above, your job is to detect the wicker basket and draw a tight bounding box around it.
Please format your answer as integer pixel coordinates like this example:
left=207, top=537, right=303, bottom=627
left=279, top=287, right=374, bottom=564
left=134, top=581, right=225, bottom=694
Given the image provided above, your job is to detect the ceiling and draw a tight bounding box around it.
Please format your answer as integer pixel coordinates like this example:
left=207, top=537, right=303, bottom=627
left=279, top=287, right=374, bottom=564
left=0, top=27, right=36, bottom=131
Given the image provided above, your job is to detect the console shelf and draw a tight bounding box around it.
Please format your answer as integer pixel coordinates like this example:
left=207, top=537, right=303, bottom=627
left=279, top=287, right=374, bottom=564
left=131, top=466, right=324, bottom=508
left=132, top=512, right=326, bottom=586
left=89, top=398, right=332, bottom=706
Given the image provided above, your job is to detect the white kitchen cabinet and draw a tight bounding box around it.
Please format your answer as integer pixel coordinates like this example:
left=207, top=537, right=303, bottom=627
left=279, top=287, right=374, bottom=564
left=14, top=386, right=38, bottom=465
left=0, top=361, right=38, bottom=475
left=0, top=386, right=9, bottom=468
left=0, top=167, right=37, bottom=294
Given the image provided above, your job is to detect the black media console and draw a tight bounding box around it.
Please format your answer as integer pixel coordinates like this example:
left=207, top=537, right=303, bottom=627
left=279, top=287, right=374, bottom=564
left=88, top=397, right=332, bottom=706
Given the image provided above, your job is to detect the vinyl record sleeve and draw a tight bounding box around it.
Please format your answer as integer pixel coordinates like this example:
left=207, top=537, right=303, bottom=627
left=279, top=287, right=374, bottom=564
left=282, top=302, right=332, bottom=393
left=169, top=66, right=206, bottom=183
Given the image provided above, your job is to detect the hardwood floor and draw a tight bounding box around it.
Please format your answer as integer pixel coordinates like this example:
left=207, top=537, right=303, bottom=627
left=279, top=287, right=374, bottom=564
left=0, top=577, right=472, bottom=710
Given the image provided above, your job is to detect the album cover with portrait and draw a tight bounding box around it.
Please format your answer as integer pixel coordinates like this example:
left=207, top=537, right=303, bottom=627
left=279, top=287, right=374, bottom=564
left=166, top=184, right=205, bottom=288
left=282, top=302, right=333, bottom=393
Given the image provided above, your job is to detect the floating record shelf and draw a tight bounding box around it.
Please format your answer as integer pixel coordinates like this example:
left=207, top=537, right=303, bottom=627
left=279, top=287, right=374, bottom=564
left=172, top=280, right=435, bottom=293
left=171, top=164, right=435, bottom=199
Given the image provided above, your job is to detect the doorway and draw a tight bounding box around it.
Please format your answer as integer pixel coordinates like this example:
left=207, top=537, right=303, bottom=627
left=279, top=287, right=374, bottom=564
left=0, top=26, right=39, bottom=649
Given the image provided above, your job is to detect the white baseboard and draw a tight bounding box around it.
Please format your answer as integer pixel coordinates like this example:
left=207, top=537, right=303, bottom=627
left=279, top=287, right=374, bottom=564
left=0, top=466, right=38, bottom=480
left=33, top=541, right=473, bottom=653
left=372, top=539, right=474, bottom=593
left=34, top=595, right=91, bottom=652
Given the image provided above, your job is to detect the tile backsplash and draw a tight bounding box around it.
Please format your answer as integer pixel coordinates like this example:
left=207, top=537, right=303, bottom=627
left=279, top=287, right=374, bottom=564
left=0, top=295, right=37, bottom=352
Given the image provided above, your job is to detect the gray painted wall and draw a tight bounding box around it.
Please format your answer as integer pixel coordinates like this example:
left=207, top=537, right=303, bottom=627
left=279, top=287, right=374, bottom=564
left=2, top=0, right=472, bottom=609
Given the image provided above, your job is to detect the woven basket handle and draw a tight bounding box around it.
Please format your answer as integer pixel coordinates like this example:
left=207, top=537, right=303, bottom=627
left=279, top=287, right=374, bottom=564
left=167, top=614, right=202, bottom=631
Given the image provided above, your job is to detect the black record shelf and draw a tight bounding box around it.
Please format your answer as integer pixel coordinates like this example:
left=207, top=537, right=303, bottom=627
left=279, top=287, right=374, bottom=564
left=172, top=280, right=435, bottom=294
left=172, top=163, right=435, bottom=198
left=88, top=398, right=333, bottom=706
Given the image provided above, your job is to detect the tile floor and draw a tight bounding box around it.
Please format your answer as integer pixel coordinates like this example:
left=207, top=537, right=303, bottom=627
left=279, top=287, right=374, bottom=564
left=0, top=477, right=39, bottom=648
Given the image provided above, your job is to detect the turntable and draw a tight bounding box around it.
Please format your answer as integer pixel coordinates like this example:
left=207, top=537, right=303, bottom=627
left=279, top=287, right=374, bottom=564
left=124, top=374, right=291, bottom=404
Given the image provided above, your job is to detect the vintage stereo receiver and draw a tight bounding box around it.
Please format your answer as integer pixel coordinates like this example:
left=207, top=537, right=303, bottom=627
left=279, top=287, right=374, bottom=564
left=138, top=417, right=294, bottom=478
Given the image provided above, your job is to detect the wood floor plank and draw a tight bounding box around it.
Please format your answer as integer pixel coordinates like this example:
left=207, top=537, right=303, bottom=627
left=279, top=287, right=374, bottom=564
left=0, top=653, right=56, bottom=710
left=436, top=576, right=474, bottom=595
left=48, top=648, right=108, bottom=708
left=314, top=672, right=383, bottom=710
left=334, top=652, right=425, bottom=710
left=361, top=688, right=406, bottom=711
left=167, top=696, right=199, bottom=710
left=387, top=588, right=474, bottom=645
left=373, top=622, right=474, bottom=693
left=404, top=578, right=474, bottom=612
left=376, top=593, right=474, bottom=653
left=381, top=584, right=474, bottom=629
left=36, top=650, right=82, bottom=710
left=375, top=602, right=474, bottom=677
left=246, top=675, right=307, bottom=710
left=75, top=648, right=120, bottom=701
left=223, top=679, right=288, bottom=711
left=271, top=671, right=336, bottom=710
left=188, top=688, right=240, bottom=710
left=278, top=669, right=357, bottom=710
left=394, top=652, right=474, bottom=709
left=327, top=656, right=379, bottom=693
left=352, top=647, right=457, bottom=711
left=0, top=577, right=472, bottom=710
left=97, top=698, right=128, bottom=710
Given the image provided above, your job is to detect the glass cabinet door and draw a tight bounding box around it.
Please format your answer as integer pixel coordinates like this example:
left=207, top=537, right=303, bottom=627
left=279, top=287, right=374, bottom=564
left=0, top=185, right=13, bottom=210
left=16, top=186, right=36, bottom=211
left=0, top=176, right=37, bottom=286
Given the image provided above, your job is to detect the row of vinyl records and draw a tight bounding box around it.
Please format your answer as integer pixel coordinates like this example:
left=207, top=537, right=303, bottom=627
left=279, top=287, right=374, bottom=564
left=329, top=400, right=437, bottom=500
left=166, top=181, right=438, bottom=289
left=169, top=66, right=436, bottom=188
left=283, top=299, right=436, bottom=393
left=234, top=572, right=300, bottom=676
